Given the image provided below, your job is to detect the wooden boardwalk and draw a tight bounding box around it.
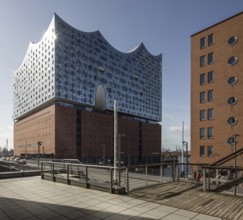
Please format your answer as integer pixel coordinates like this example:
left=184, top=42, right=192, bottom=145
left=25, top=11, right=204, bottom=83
left=128, top=181, right=243, bottom=220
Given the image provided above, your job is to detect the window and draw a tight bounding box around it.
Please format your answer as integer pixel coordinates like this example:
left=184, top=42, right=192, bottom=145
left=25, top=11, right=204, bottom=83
left=228, top=36, right=238, bottom=46
left=228, top=76, right=238, bottom=86
left=200, top=37, right=206, bottom=49
left=208, top=71, right=214, bottom=83
left=207, top=127, right=213, bottom=138
left=227, top=137, right=235, bottom=145
left=200, top=92, right=206, bottom=102
left=228, top=56, right=238, bottom=65
left=200, top=110, right=206, bottom=120
left=208, top=90, right=214, bottom=101
left=208, top=52, right=214, bottom=64
left=208, top=34, right=214, bottom=46
left=200, top=128, right=205, bottom=138
left=200, top=146, right=205, bottom=157
left=200, top=73, right=206, bottom=85
left=228, top=97, right=237, bottom=105
left=228, top=117, right=238, bottom=125
left=200, top=55, right=206, bottom=67
left=207, top=146, right=213, bottom=157
left=208, top=108, right=214, bottom=120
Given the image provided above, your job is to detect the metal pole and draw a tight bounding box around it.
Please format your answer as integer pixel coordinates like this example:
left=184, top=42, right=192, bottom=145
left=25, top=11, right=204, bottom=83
left=67, top=164, right=70, bottom=184
left=126, top=168, right=129, bottom=192
left=110, top=168, right=113, bottom=193
left=203, top=169, right=206, bottom=191
left=186, top=142, right=188, bottom=177
left=114, top=100, right=118, bottom=183
left=145, top=166, right=148, bottom=186
left=182, top=121, right=184, bottom=172
left=234, top=134, right=237, bottom=196
left=86, top=166, right=89, bottom=188
left=118, top=134, right=121, bottom=186
left=160, top=165, right=163, bottom=184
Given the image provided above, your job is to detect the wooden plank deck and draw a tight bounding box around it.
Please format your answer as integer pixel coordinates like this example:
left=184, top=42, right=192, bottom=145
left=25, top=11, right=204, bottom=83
left=128, top=181, right=243, bottom=220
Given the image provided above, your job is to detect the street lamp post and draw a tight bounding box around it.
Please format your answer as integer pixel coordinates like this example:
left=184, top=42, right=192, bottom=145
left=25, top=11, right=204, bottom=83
left=182, top=141, right=188, bottom=177
left=227, top=134, right=240, bottom=196
left=233, top=134, right=239, bottom=196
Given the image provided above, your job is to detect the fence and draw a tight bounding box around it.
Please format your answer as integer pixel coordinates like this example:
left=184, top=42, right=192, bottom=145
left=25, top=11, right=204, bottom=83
left=40, top=161, right=190, bottom=193
left=41, top=162, right=128, bottom=194
left=0, top=160, right=39, bottom=172
left=202, top=165, right=243, bottom=196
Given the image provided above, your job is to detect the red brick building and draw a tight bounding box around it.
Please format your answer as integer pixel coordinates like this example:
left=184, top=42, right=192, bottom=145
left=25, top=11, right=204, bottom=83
left=14, top=104, right=161, bottom=164
left=191, top=12, right=243, bottom=167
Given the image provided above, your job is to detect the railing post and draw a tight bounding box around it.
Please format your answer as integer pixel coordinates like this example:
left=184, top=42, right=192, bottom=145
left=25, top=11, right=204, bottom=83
left=118, top=167, right=121, bottom=187
left=67, top=164, right=70, bottom=184
left=145, top=166, right=148, bottom=186
left=160, top=165, right=163, bottom=184
left=110, top=168, right=113, bottom=193
left=172, top=163, right=175, bottom=181
left=191, top=165, right=194, bottom=184
left=203, top=168, right=206, bottom=191
left=126, top=168, right=129, bottom=192
left=52, top=163, right=55, bottom=181
left=41, top=162, right=44, bottom=179
left=207, top=169, right=210, bottom=191
left=85, top=166, right=89, bottom=188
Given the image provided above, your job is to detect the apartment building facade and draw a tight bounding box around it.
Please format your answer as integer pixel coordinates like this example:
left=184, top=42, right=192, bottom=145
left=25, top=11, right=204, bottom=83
left=191, top=12, right=243, bottom=166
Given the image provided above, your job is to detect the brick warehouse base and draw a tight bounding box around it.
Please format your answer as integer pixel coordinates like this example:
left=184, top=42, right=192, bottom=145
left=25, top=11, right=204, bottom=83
left=14, top=104, right=161, bottom=165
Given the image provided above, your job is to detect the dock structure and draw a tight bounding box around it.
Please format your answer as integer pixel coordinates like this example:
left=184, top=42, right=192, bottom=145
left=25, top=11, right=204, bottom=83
left=129, top=181, right=243, bottom=220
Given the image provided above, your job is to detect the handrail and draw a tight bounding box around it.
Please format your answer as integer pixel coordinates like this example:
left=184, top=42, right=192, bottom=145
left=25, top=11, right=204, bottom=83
left=210, top=147, right=243, bottom=166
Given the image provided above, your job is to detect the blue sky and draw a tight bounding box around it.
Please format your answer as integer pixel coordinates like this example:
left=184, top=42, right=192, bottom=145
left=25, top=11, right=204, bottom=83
left=0, top=0, right=243, bottom=150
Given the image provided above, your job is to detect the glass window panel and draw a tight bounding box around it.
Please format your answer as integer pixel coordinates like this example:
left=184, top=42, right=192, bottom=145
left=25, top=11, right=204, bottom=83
left=200, top=73, right=206, bottom=85
left=208, top=90, right=214, bottom=101
left=227, top=117, right=238, bottom=125
left=228, top=97, right=237, bottom=105
left=208, top=108, right=214, bottom=120
left=208, top=71, right=214, bottom=83
left=200, top=37, right=206, bottom=49
left=200, top=128, right=205, bottom=138
left=208, top=52, right=214, bottom=64
left=228, top=76, right=238, bottom=86
left=200, top=92, right=206, bottom=102
left=228, top=36, right=238, bottom=45
left=207, top=146, right=213, bottom=157
left=200, top=55, right=206, bottom=67
left=208, top=34, right=214, bottom=46
left=200, top=110, right=205, bottom=120
left=200, top=146, right=205, bottom=157
left=228, top=56, right=238, bottom=65
left=207, top=127, right=213, bottom=138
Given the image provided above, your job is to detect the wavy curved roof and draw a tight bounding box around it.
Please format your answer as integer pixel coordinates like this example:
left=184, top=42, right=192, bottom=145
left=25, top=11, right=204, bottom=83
left=54, top=13, right=161, bottom=58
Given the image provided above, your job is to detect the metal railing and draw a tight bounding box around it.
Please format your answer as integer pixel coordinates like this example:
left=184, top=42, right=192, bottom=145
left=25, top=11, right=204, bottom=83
left=41, top=162, right=127, bottom=193
left=202, top=166, right=243, bottom=196
left=0, top=160, right=39, bottom=172
left=40, top=161, right=192, bottom=193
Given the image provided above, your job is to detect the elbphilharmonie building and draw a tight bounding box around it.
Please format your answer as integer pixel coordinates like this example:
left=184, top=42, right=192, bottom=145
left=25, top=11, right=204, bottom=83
left=14, top=14, right=162, bottom=163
